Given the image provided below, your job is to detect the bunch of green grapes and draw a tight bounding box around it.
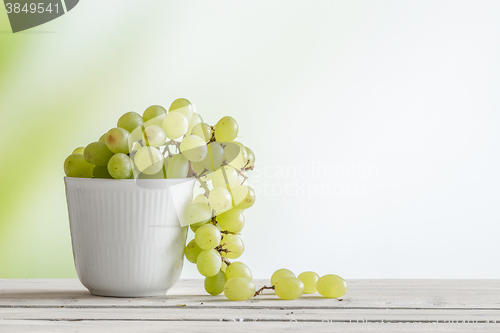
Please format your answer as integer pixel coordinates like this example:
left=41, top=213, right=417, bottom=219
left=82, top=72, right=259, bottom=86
left=63, top=98, right=347, bottom=302
left=63, top=98, right=257, bottom=299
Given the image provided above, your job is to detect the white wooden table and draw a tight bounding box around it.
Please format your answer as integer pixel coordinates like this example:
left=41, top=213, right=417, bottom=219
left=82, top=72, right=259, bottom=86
left=1, top=279, right=499, bottom=332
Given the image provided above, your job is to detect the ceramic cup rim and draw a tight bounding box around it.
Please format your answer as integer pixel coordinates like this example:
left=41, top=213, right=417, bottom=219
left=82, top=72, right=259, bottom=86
left=63, top=176, right=196, bottom=183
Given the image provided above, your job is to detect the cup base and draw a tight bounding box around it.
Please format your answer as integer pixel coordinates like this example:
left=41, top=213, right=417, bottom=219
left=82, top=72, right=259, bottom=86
left=89, top=288, right=169, bottom=298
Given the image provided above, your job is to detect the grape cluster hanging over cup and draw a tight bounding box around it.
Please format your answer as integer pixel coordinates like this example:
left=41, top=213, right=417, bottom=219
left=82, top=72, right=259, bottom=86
left=63, top=98, right=347, bottom=301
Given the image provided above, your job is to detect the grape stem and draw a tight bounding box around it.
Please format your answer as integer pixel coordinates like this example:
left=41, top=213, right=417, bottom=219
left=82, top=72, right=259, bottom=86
left=221, top=160, right=249, bottom=185
left=209, top=126, right=216, bottom=143
left=239, top=172, right=248, bottom=185
left=221, top=257, right=231, bottom=266
left=221, top=230, right=240, bottom=235
left=164, top=145, right=173, bottom=158
left=215, top=244, right=230, bottom=254
left=254, top=285, right=275, bottom=297
left=187, top=162, right=211, bottom=197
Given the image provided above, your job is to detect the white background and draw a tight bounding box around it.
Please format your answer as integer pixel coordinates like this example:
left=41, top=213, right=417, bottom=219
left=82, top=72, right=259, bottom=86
left=2, top=0, right=499, bottom=279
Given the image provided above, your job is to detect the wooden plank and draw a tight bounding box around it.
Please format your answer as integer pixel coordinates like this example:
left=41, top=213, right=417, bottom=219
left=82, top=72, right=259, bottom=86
left=1, top=320, right=499, bottom=333
left=1, top=307, right=500, bottom=322
left=1, top=279, right=500, bottom=332
left=1, top=279, right=499, bottom=310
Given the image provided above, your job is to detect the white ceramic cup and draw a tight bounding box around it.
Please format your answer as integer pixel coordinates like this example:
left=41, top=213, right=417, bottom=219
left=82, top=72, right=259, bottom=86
left=64, top=177, right=195, bottom=297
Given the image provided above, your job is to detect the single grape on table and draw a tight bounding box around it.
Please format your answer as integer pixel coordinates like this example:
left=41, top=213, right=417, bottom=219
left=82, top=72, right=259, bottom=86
left=316, top=274, right=348, bottom=298
left=274, top=277, right=304, bottom=300
left=298, top=271, right=320, bottom=294
left=224, top=277, right=255, bottom=301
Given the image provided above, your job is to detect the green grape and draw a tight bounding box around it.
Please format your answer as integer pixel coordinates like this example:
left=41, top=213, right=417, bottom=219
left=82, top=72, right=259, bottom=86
left=166, top=154, right=189, bottom=178
left=230, top=185, right=256, bottom=209
left=274, top=277, right=304, bottom=300
left=214, top=116, right=238, bottom=142
left=143, top=105, right=167, bottom=122
left=188, top=113, right=203, bottom=134
left=180, top=135, right=208, bottom=162
left=190, top=216, right=220, bottom=233
left=219, top=234, right=244, bottom=259
left=199, top=142, right=224, bottom=172
left=105, top=127, right=130, bottom=154
left=271, top=269, right=295, bottom=286
left=195, top=224, right=221, bottom=250
left=145, top=113, right=167, bottom=128
left=223, top=143, right=239, bottom=165
left=136, top=169, right=166, bottom=179
left=185, top=202, right=212, bottom=225
left=193, top=194, right=209, bottom=204
left=190, top=221, right=208, bottom=232
left=134, top=146, right=164, bottom=175
left=64, top=154, right=94, bottom=178
left=128, top=126, right=145, bottom=150
left=184, top=239, right=202, bottom=264
left=204, top=270, right=226, bottom=296
left=224, top=277, right=255, bottom=301
left=208, top=187, right=232, bottom=213
left=224, top=142, right=248, bottom=169
left=98, top=134, right=106, bottom=143
left=298, top=271, right=320, bottom=294
left=83, top=142, right=114, bottom=166
left=221, top=261, right=227, bottom=272
left=191, top=122, right=212, bottom=142
left=117, top=111, right=144, bottom=133
left=108, top=153, right=133, bottom=179
left=192, top=161, right=205, bottom=175
left=144, top=125, right=167, bottom=147
left=93, top=165, right=112, bottom=179
left=169, top=98, right=194, bottom=122
left=216, top=209, right=245, bottom=233
left=225, top=261, right=252, bottom=280
left=211, top=165, right=239, bottom=189
left=162, top=112, right=189, bottom=139
left=197, top=249, right=221, bottom=277
left=245, top=147, right=255, bottom=167
left=316, top=275, right=348, bottom=298
left=72, top=147, right=85, bottom=155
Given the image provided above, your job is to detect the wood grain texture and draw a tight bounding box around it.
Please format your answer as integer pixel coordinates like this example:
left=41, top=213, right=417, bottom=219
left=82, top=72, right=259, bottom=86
left=1, top=279, right=499, bottom=332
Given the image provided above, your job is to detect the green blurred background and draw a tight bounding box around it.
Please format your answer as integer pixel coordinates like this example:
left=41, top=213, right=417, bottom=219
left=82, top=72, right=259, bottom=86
left=1, top=1, right=499, bottom=279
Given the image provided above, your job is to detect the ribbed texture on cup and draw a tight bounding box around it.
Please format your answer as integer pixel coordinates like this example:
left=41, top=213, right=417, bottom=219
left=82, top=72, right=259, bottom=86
left=64, top=178, right=194, bottom=297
